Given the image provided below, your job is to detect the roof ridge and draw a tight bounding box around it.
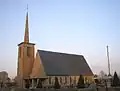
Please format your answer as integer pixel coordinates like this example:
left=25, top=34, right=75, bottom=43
left=37, top=49, right=83, bottom=57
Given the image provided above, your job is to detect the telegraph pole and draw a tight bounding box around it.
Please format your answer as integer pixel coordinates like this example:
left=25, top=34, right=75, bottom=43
left=106, top=45, right=111, bottom=76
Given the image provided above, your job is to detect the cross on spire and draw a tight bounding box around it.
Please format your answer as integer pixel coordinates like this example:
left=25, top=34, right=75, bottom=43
left=27, top=4, right=28, bottom=12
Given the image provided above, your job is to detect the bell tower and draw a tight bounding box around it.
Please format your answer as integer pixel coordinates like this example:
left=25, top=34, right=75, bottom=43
left=17, top=9, right=35, bottom=87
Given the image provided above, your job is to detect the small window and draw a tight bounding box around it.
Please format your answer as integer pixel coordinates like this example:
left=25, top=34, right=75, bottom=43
left=74, top=77, right=76, bottom=84
left=19, top=47, right=21, bottom=57
left=49, top=77, right=51, bottom=84
left=81, top=57, right=83, bottom=60
left=60, top=77, right=62, bottom=84
left=65, top=76, right=67, bottom=84
left=27, top=47, right=31, bottom=57
left=70, top=77, right=72, bottom=85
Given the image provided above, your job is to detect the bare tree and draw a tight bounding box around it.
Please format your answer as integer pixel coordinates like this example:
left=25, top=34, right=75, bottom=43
left=99, top=70, right=106, bottom=79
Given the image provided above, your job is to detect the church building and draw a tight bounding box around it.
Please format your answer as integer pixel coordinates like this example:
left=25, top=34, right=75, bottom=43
left=17, top=11, right=94, bottom=88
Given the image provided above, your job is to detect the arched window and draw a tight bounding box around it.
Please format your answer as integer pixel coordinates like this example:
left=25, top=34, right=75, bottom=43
left=74, top=76, right=76, bottom=85
left=65, top=76, right=67, bottom=84
left=60, top=77, right=62, bottom=84
left=70, top=77, right=72, bottom=85
left=49, top=77, right=51, bottom=84
left=85, top=77, right=88, bottom=83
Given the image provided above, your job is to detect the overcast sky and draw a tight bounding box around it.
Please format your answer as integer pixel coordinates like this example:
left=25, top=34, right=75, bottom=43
left=0, top=0, right=120, bottom=78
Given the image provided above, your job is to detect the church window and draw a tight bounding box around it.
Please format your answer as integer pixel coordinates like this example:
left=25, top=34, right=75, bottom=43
left=60, top=77, right=62, bottom=84
left=85, top=77, right=88, bottom=83
left=70, top=77, right=72, bottom=85
left=65, top=76, right=67, bottom=84
left=62, top=76, right=65, bottom=84
left=19, top=47, right=21, bottom=57
left=49, top=77, right=51, bottom=84
left=74, top=77, right=76, bottom=85
left=27, top=47, right=31, bottom=57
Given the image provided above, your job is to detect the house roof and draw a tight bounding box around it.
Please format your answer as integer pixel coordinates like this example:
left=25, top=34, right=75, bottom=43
left=38, top=50, right=93, bottom=76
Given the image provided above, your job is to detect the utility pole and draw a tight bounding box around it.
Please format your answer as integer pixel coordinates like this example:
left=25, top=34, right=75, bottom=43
left=106, top=45, right=111, bottom=76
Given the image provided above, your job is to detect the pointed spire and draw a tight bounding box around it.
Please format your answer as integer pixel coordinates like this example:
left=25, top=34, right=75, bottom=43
left=24, top=4, right=29, bottom=43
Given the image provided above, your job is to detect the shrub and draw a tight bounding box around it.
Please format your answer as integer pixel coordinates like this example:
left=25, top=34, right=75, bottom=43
left=112, top=71, right=120, bottom=87
left=77, top=75, right=85, bottom=88
left=54, top=77, right=60, bottom=89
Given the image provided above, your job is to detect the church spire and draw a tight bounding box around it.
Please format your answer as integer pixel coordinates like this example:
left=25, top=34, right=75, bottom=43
left=24, top=5, right=29, bottom=43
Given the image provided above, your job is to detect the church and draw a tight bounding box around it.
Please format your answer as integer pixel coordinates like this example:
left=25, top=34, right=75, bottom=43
left=17, top=11, right=94, bottom=88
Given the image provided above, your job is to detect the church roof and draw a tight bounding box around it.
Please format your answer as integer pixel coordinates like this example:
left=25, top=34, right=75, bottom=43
left=38, top=50, right=93, bottom=76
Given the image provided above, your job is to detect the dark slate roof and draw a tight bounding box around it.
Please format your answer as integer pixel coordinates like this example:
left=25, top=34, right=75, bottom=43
left=38, top=50, right=93, bottom=76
